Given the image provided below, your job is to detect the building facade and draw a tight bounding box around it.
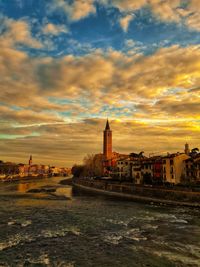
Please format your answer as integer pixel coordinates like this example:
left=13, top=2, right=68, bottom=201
left=184, top=155, right=200, bottom=183
left=115, top=153, right=194, bottom=185
left=162, top=153, right=190, bottom=184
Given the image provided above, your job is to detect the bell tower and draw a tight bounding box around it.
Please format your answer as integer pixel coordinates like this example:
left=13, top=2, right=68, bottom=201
left=29, top=155, right=32, bottom=166
left=103, top=119, right=112, bottom=160
left=184, top=143, right=190, bottom=155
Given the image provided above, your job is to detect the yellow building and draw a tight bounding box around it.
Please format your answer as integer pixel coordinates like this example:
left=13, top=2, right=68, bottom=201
left=116, top=157, right=132, bottom=180
left=162, top=153, right=190, bottom=184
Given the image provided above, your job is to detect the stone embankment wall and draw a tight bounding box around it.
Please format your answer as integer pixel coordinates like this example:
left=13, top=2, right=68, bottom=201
left=73, top=178, right=200, bottom=203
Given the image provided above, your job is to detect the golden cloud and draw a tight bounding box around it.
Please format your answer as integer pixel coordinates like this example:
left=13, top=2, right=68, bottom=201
left=50, top=0, right=96, bottom=21
left=119, top=14, right=134, bottom=32
left=42, top=23, right=68, bottom=35
left=51, top=0, right=200, bottom=31
left=1, top=17, right=43, bottom=49
left=112, top=0, right=200, bottom=31
left=1, top=42, right=200, bottom=118
left=1, top=26, right=200, bottom=165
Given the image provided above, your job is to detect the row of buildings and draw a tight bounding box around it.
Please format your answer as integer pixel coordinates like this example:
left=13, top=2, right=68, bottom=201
left=115, top=149, right=200, bottom=185
left=102, top=120, right=200, bottom=185
left=0, top=155, right=71, bottom=180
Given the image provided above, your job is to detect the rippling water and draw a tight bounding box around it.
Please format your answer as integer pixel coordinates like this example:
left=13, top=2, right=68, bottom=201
left=0, top=177, right=200, bottom=267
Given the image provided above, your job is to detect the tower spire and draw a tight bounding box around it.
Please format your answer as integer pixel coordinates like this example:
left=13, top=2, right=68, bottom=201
left=105, top=119, right=110, bottom=130
left=103, top=119, right=112, bottom=160
left=29, top=155, right=32, bottom=166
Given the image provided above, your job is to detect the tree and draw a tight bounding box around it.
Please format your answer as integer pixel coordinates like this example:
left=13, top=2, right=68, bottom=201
left=71, top=164, right=85, bottom=178
left=130, top=152, right=145, bottom=158
left=83, top=154, right=103, bottom=177
left=192, top=148, right=199, bottom=153
left=138, top=151, right=144, bottom=158
left=190, top=148, right=199, bottom=157
left=130, top=152, right=139, bottom=158
left=72, top=154, right=104, bottom=178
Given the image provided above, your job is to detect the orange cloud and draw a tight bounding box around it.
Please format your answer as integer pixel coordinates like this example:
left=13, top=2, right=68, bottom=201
left=48, top=0, right=200, bottom=32
left=119, top=14, right=134, bottom=32
left=42, top=23, right=68, bottom=35
left=0, top=32, right=200, bottom=165
left=50, top=0, right=96, bottom=21
left=1, top=17, right=43, bottom=49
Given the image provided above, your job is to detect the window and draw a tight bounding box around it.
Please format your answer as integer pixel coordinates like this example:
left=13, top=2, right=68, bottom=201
left=170, top=159, right=173, bottom=165
left=172, top=174, right=174, bottom=179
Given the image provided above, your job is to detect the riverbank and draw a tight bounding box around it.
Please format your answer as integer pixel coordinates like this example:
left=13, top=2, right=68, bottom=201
left=0, top=175, right=50, bottom=183
left=59, top=178, right=72, bottom=185
left=73, top=178, right=200, bottom=208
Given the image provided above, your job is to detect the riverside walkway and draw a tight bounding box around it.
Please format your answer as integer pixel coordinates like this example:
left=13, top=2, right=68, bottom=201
left=73, top=178, right=200, bottom=208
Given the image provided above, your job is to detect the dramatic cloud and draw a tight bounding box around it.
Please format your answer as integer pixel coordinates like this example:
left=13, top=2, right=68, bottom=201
left=1, top=36, right=200, bottom=120
left=112, top=0, right=200, bottom=31
left=0, top=106, right=64, bottom=124
left=0, top=1, right=199, bottom=166
left=49, top=0, right=200, bottom=31
left=0, top=42, right=200, bottom=165
left=42, top=23, right=68, bottom=35
left=0, top=16, right=43, bottom=49
left=50, top=0, right=96, bottom=21
left=119, top=14, right=134, bottom=32
left=111, top=0, right=147, bottom=11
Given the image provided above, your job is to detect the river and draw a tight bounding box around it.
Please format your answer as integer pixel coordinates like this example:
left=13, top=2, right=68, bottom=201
left=0, top=177, right=200, bottom=267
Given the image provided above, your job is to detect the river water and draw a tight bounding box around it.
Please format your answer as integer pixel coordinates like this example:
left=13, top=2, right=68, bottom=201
left=0, top=177, right=200, bottom=267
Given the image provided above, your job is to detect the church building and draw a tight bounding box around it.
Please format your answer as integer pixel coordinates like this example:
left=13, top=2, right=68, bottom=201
left=102, top=120, right=127, bottom=173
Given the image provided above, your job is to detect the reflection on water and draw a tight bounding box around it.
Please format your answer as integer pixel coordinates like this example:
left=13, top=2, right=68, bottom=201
left=56, top=187, right=72, bottom=198
left=13, top=176, right=69, bottom=193
left=0, top=177, right=200, bottom=267
left=17, top=182, right=37, bottom=193
left=15, top=177, right=73, bottom=203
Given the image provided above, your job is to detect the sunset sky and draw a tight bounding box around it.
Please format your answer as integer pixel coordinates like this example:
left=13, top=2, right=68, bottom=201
left=0, top=0, right=200, bottom=167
